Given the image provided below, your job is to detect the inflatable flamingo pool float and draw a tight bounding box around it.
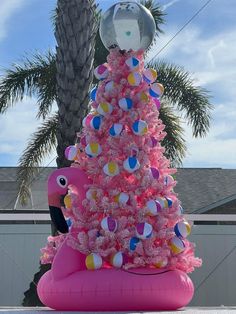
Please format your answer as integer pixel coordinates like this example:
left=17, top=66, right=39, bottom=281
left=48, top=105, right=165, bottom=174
left=37, top=167, right=194, bottom=311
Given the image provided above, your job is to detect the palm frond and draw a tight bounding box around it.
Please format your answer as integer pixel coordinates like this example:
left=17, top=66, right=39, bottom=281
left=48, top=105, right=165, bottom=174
left=140, top=0, right=165, bottom=34
left=0, top=51, right=56, bottom=119
left=149, top=60, right=212, bottom=137
left=159, top=101, right=186, bottom=166
left=17, top=113, right=58, bottom=205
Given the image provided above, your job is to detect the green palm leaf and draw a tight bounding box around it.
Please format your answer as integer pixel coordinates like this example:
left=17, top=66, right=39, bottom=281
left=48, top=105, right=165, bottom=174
left=17, top=113, right=58, bottom=205
left=0, top=52, right=56, bottom=119
left=149, top=60, right=212, bottom=137
left=159, top=101, right=186, bottom=166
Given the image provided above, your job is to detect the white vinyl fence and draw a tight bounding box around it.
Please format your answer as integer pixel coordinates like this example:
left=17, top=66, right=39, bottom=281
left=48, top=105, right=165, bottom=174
left=0, top=214, right=236, bottom=306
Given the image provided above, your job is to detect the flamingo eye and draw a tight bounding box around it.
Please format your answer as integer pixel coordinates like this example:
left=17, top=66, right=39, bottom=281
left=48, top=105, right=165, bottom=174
left=56, top=175, right=68, bottom=188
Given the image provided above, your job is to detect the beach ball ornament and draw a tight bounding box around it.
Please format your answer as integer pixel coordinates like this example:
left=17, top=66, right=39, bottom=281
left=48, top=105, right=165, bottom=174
left=143, top=68, right=157, bottom=84
left=123, top=156, right=140, bottom=173
left=150, top=167, right=160, bottom=179
left=101, top=217, right=118, bottom=232
left=129, top=237, right=140, bottom=251
left=125, top=57, right=140, bottom=70
left=97, top=102, right=113, bottom=116
left=64, top=194, right=72, bottom=209
left=136, top=222, right=153, bottom=239
left=132, top=120, right=148, bottom=136
left=105, top=81, right=115, bottom=93
left=66, top=218, right=72, bottom=229
left=110, top=252, right=127, bottom=268
left=86, top=188, right=98, bottom=201
left=83, top=114, right=94, bottom=128
left=118, top=98, right=133, bottom=111
left=164, top=175, right=174, bottom=187
left=103, top=161, right=120, bottom=176
left=139, top=91, right=149, bottom=103
left=90, top=115, right=103, bottom=130
left=149, top=83, right=164, bottom=98
left=174, top=221, right=191, bottom=238
left=146, top=199, right=162, bottom=216
left=90, top=86, right=97, bottom=101
left=169, top=236, right=185, bottom=255
left=150, top=136, right=158, bottom=147
left=154, top=258, right=168, bottom=269
left=128, top=72, right=142, bottom=86
left=85, top=142, right=102, bottom=158
left=94, top=64, right=109, bottom=80
left=114, top=192, right=129, bottom=205
left=65, top=145, right=80, bottom=161
left=85, top=253, right=103, bottom=270
left=153, top=98, right=161, bottom=110
left=99, top=2, right=156, bottom=52
left=109, top=123, right=123, bottom=137
left=154, top=197, right=172, bottom=209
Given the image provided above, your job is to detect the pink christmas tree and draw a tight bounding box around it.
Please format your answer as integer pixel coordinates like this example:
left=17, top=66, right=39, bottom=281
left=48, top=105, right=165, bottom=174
left=41, top=48, right=201, bottom=273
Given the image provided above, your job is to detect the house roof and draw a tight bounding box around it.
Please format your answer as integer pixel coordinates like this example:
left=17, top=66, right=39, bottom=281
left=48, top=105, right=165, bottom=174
left=0, top=167, right=236, bottom=214
left=174, top=168, right=236, bottom=213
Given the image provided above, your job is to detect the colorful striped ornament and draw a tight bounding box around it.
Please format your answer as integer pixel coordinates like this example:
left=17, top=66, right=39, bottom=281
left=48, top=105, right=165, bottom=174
left=136, top=222, right=153, bottom=239
left=139, top=91, right=149, bottom=102
left=103, top=162, right=120, bottom=176
left=174, top=221, right=191, bottom=238
left=105, top=81, right=115, bottom=93
left=143, top=68, right=157, bottom=84
left=129, top=237, right=140, bottom=251
left=64, top=194, right=72, bottom=209
left=149, top=83, right=164, bottom=98
left=154, top=259, right=168, bottom=268
left=94, top=64, right=109, bottom=80
left=153, top=98, right=161, bottom=110
left=110, top=252, right=127, bottom=268
left=132, top=120, right=148, bottom=136
left=150, top=167, right=160, bottom=179
left=64, top=145, right=79, bottom=161
left=101, top=217, right=118, bottom=232
left=118, top=98, right=133, bottom=111
left=109, top=123, right=123, bottom=137
left=123, top=156, right=140, bottom=173
left=85, top=253, right=103, bottom=270
left=127, top=72, right=142, bottom=86
left=85, top=142, right=102, bottom=157
left=97, top=102, right=113, bottom=116
left=146, top=199, right=162, bottom=216
left=86, top=188, right=98, bottom=200
left=114, top=192, right=129, bottom=205
left=90, top=115, right=102, bottom=130
left=82, top=114, right=94, bottom=128
left=90, top=86, right=97, bottom=101
left=169, top=236, right=185, bottom=255
left=125, top=57, right=140, bottom=70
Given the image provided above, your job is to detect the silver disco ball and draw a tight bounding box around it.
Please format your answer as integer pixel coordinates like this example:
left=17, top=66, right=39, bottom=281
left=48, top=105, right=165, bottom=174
left=99, top=1, right=156, bottom=52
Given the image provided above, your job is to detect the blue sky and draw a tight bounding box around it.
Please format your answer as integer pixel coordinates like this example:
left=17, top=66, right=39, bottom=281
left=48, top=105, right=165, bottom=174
left=0, top=0, right=236, bottom=168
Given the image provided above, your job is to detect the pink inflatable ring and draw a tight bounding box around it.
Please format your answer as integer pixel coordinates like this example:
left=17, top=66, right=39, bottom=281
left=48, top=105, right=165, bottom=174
left=38, top=240, right=194, bottom=311
left=37, top=167, right=194, bottom=311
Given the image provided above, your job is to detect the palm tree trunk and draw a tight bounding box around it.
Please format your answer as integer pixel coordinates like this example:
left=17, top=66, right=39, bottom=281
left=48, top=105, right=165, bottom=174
left=55, top=0, right=97, bottom=168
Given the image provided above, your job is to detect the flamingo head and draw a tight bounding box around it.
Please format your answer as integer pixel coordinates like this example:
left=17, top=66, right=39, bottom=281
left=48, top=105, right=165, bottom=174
left=48, top=167, right=90, bottom=233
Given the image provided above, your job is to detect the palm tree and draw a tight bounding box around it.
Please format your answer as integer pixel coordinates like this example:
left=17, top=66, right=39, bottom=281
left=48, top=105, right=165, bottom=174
left=0, top=0, right=212, bottom=206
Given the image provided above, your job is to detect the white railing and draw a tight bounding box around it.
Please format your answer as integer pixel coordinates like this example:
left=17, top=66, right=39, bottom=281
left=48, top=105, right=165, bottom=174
left=1, top=212, right=236, bottom=222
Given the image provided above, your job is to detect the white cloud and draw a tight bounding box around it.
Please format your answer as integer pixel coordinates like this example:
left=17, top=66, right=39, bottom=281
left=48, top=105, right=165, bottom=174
left=147, top=23, right=236, bottom=168
left=0, top=0, right=26, bottom=41
left=0, top=97, right=56, bottom=166
left=162, top=0, right=182, bottom=11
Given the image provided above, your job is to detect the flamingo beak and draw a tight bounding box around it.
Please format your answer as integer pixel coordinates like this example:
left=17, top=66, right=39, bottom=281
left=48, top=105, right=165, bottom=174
left=48, top=193, right=68, bottom=234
